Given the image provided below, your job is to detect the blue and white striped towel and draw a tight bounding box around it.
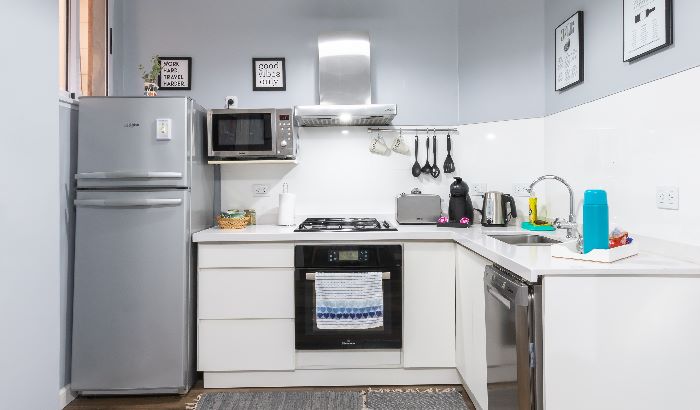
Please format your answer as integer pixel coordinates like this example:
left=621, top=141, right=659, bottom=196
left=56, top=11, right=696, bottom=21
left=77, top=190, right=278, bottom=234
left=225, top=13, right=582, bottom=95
left=314, top=272, right=384, bottom=330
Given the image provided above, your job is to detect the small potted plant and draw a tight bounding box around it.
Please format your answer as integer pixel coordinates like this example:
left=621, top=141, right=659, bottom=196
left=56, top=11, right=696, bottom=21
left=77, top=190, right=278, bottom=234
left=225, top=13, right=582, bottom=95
left=138, top=55, right=161, bottom=96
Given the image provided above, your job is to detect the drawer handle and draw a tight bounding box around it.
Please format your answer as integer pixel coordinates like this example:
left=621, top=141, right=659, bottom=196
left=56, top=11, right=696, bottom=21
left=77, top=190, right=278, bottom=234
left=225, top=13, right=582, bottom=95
left=305, top=272, right=391, bottom=281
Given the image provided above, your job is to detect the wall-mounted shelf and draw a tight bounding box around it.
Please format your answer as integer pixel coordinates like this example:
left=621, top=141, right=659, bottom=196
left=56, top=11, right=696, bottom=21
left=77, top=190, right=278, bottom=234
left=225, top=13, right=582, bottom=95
left=208, top=159, right=299, bottom=165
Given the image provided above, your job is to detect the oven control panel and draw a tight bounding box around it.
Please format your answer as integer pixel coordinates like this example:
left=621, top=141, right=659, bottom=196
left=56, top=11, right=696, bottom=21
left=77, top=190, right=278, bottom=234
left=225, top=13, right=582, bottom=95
left=328, top=249, right=369, bottom=263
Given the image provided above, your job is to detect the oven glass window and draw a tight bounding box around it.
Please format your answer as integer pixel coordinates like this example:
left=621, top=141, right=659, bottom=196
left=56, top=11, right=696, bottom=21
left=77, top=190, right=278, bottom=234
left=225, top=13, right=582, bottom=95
left=212, top=113, right=273, bottom=152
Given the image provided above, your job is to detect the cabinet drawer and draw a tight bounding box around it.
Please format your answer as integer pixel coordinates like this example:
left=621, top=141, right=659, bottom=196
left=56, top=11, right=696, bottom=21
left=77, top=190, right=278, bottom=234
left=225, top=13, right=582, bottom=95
left=198, top=319, right=295, bottom=371
left=198, top=269, right=294, bottom=319
left=198, top=243, right=294, bottom=268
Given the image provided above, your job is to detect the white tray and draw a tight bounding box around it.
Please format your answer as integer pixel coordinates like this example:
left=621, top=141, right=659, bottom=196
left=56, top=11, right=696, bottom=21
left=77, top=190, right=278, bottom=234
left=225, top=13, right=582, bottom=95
left=551, top=240, right=639, bottom=263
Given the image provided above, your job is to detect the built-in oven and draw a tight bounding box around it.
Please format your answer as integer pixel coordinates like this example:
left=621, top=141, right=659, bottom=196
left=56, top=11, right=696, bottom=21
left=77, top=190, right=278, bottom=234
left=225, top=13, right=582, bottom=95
left=207, top=108, right=296, bottom=159
left=294, top=244, right=402, bottom=350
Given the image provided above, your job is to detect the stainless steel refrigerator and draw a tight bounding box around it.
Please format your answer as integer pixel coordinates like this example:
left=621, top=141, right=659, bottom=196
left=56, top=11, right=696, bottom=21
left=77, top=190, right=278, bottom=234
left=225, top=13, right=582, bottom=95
left=71, top=97, right=217, bottom=395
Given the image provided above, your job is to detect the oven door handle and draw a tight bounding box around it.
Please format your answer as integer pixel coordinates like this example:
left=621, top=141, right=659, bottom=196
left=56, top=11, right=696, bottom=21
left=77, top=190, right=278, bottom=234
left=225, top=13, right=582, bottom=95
left=305, top=272, right=391, bottom=281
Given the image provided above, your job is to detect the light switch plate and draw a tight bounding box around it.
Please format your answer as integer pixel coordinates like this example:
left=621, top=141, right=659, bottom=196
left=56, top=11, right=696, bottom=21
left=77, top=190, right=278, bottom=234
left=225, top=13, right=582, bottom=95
left=156, top=118, right=172, bottom=141
left=656, top=186, right=679, bottom=210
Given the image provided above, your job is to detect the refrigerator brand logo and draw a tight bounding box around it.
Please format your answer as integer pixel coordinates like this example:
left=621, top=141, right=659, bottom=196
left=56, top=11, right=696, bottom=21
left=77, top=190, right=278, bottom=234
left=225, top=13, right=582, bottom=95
left=123, top=122, right=140, bottom=128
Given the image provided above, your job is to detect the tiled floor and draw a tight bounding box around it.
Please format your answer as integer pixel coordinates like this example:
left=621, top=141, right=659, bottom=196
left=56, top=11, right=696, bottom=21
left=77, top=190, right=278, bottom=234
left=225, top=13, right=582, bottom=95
left=66, top=380, right=475, bottom=409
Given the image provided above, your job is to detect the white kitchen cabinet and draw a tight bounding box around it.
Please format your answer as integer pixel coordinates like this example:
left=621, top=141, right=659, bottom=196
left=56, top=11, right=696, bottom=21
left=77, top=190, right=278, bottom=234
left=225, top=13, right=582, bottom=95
left=198, top=319, right=295, bottom=371
left=197, top=243, right=296, bottom=373
left=402, top=242, right=456, bottom=368
left=455, top=245, right=490, bottom=409
left=198, top=268, right=294, bottom=319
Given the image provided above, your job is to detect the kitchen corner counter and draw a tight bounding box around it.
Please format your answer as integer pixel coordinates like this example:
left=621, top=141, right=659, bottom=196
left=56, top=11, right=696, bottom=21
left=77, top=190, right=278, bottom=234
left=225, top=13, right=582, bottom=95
left=193, top=223, right=700, bottom=283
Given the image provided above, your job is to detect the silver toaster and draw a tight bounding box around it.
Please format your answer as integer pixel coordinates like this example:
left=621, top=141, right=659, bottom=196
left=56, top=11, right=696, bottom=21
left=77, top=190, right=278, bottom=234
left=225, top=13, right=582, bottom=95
left=395, top=189, right=442, bottom=225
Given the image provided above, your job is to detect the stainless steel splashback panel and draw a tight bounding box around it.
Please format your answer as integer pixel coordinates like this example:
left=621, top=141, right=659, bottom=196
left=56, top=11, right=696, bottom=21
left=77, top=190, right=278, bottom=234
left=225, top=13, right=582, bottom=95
left=319, top=31, right=371, bottom=106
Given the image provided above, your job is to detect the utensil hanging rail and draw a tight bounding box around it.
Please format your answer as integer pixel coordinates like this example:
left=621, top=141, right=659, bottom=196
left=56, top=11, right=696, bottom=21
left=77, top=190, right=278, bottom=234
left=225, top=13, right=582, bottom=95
left=367, top=127, right=459, bottom=134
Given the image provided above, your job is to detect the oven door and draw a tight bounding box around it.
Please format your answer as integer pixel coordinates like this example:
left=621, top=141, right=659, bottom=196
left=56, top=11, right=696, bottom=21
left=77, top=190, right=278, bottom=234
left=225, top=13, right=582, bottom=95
left=207, top=109, right=277, bottom=157
left=295, top=267, right=402, bottom=350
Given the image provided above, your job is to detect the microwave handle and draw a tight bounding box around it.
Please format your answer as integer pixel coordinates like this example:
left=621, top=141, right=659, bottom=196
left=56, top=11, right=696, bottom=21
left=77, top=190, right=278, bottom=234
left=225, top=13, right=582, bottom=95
left=305, top=272, right=391, bottom=281
left=75, top=171, right=183, bottom=180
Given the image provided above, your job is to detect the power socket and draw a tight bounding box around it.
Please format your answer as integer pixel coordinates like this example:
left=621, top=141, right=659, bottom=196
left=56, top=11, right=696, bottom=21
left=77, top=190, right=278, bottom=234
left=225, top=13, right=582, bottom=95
left=472, top=183, right=487, bottom=196
left=513, top=183, right=531, bottom=197
left=656, top=186, right=679, bottom=210
left=252, top=184, right=270, bottom=197
left=225, top=96, right=239, bottom=108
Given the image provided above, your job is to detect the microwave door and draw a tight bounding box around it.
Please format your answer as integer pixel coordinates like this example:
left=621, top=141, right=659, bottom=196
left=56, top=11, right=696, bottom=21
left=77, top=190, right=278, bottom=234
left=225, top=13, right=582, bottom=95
left=209, top=110, right=277, bottom=157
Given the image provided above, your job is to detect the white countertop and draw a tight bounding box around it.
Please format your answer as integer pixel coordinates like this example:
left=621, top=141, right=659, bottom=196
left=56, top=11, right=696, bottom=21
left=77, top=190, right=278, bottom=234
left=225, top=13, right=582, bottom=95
left=193, top=221, right=700, bottom=282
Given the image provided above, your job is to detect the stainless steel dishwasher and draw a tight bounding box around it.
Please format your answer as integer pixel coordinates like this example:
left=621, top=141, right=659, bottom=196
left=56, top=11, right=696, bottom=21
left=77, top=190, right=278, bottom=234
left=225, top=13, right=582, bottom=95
left=484, top=265, right=543, bottom=410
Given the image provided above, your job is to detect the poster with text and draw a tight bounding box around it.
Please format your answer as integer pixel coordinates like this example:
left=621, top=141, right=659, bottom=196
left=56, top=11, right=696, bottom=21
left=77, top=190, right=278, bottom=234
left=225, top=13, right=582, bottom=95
left=623, top=0, right=672, bottom=61
left=555, top=11, right=584, bottom=91
left=159, top=57, right=191, bottom=90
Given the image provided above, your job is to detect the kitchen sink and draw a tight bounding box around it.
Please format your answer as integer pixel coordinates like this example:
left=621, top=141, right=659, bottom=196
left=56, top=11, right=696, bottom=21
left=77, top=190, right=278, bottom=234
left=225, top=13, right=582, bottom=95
left=488, top=234, right=562, bottom=246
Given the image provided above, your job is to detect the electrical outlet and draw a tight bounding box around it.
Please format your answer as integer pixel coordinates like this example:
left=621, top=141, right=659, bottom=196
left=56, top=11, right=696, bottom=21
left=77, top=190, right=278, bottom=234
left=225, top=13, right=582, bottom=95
left=225, top=95, right=239, bottom=108
left=513, top=183, right=531, bottom=197
left=656, top=186, right=679, bottom=210
left=472, top=183, right=487, bottom=196
left=252, top=184, right=270, bottom=197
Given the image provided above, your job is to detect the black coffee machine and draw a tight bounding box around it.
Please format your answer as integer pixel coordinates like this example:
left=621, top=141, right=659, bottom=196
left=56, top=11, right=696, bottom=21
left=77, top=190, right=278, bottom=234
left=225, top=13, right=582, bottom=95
left=448, top=177, right=475, bottom=225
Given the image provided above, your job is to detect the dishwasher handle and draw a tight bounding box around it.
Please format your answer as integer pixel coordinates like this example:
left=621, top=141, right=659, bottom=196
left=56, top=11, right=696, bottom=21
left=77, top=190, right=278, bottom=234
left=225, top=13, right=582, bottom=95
left=486, top=284, right=511, bottom=309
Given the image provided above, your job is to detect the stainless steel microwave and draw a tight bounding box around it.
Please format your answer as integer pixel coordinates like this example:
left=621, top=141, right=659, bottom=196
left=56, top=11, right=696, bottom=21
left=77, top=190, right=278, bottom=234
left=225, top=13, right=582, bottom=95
left=207, top=108, right=296, bottom=159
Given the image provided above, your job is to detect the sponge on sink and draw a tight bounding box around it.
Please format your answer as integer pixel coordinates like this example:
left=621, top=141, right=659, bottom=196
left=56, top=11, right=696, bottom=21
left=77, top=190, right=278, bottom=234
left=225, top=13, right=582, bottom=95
left=521, top=221, right=555, bottom=231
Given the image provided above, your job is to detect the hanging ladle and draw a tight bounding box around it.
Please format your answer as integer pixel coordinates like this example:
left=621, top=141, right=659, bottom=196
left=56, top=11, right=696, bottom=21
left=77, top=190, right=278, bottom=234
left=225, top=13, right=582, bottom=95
left=431, top=131, right=441, bottom=178
left=421, top=129, right=432, bottom=174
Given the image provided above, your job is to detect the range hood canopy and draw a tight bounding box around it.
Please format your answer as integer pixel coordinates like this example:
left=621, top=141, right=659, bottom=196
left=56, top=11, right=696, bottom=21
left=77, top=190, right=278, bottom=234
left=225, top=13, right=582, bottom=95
left=294, top=31, right=397, bottom=127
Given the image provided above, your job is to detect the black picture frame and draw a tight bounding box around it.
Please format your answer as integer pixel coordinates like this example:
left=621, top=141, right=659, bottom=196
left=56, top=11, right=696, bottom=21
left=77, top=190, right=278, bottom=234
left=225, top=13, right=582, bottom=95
left=158, top=57, right=192, bottom=90
left=252, top=57, right=286, bottom=91
left=623, top=0, right=673, bottom=62
left=555, top=11, right=584, bottom=92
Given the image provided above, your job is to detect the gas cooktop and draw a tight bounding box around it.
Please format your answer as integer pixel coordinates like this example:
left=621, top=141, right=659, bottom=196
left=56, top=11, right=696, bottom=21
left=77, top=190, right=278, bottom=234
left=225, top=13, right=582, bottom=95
left=294, top=218, right=397, bottom=232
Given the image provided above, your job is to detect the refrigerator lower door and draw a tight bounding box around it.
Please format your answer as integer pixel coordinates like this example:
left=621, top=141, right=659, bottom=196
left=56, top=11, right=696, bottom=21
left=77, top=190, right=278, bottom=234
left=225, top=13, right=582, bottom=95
left=71, top=189, right=192, bottom=394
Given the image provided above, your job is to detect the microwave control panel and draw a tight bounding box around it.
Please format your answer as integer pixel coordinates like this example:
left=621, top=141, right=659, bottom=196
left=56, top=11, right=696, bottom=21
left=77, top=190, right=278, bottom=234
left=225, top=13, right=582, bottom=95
left=276, top=109, right=295, bottom=157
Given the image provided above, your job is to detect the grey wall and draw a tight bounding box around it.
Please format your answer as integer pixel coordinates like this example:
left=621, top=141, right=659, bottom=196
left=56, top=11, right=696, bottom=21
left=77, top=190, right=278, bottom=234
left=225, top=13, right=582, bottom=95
left=545, top=0, right=700, bottom=114
left=59, top=103, right=79, bottom=390
left=458, top=0, right=546, bottom=124
left=0, top=0, right=61, bottom=408
left=113, top=0, right=459, bottom=125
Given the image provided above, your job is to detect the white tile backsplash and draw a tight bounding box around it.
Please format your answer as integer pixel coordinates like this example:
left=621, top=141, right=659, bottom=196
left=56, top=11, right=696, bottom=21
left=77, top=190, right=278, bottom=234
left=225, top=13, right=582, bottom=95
left=220, top=120, right=545, bottom=224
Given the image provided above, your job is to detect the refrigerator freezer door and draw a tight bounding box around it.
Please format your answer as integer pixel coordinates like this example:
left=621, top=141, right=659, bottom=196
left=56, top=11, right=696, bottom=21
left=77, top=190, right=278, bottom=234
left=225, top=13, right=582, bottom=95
left=77, top=97, right=191, bottom=189
left=71, top=189, right=192, bottom=393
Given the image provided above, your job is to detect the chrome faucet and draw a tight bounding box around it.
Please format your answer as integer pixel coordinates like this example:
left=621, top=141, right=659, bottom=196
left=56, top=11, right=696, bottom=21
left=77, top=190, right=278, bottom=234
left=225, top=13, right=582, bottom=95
left=527, top=175, right=579, bottom=239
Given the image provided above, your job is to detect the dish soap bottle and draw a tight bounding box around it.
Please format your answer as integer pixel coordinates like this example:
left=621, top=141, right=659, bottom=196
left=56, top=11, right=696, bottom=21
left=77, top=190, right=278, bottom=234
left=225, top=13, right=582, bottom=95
left=583, top=190, right=609, bottom=253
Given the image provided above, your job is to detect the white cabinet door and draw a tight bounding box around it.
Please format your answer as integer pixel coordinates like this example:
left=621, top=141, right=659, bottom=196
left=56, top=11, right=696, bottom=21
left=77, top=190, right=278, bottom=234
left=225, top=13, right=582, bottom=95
left=198, top=319, right=295, bottom=371
left=198, top=243, right=294, bottom=268
left=456, top=245, right=490, bottom=409
left=402, top=242, right=456, bottom=368
left=198, top=268, right=294, bottom=319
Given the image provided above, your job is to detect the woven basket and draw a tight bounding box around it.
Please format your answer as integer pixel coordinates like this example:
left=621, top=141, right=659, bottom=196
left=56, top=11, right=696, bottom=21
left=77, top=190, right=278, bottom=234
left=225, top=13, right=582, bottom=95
left=217, top=215, right=250, bottom=230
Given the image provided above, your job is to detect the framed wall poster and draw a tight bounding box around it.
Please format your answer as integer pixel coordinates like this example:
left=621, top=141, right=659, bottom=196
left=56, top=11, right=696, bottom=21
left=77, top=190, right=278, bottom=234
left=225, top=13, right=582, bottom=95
left=623, top=0, right=673, bottom=62
left=252, top=58, right=286, bottom=91
left=158, top=57, right=192, bottom=90
left=555, top=11, right=584, bottom=91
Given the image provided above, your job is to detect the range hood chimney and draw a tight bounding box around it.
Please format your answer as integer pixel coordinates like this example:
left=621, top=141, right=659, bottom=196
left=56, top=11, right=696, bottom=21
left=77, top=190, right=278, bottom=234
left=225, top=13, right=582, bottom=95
left=294, top=32, right=397, bottom=127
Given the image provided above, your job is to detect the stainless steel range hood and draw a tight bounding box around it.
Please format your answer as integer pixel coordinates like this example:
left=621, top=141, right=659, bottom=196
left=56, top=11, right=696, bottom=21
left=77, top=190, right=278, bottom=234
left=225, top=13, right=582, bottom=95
left=294, top=32, right=397, bottom=127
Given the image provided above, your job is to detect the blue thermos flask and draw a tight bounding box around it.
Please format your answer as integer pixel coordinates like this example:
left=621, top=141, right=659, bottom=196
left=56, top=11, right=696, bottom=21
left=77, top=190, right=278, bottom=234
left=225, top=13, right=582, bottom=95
left=583, top=190, right=609, bottom=253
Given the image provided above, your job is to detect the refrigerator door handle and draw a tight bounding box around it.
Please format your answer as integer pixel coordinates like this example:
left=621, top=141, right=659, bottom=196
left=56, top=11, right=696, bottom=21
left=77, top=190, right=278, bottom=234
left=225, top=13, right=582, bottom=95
left=74, top=198, right=183, bottom=207
left=75, top=171, right=183, bottom=180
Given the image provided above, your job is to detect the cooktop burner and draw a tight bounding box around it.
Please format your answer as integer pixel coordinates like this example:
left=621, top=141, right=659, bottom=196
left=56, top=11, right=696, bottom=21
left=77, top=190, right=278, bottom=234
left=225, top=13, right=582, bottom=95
left=294, top=218, right=397, bottom=232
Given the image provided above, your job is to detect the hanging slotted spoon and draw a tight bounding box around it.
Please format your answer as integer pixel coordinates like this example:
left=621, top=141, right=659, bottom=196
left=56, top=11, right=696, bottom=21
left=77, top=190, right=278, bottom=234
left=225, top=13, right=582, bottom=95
left=421, top=132, right=431, bottom=174
left=443, top=133, right=456, bottom=173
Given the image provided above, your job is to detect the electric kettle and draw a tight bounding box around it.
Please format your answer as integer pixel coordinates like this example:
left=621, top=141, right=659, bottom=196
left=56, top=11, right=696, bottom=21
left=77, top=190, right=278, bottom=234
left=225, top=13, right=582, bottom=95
left=479, top=191, right=517, bottom=227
